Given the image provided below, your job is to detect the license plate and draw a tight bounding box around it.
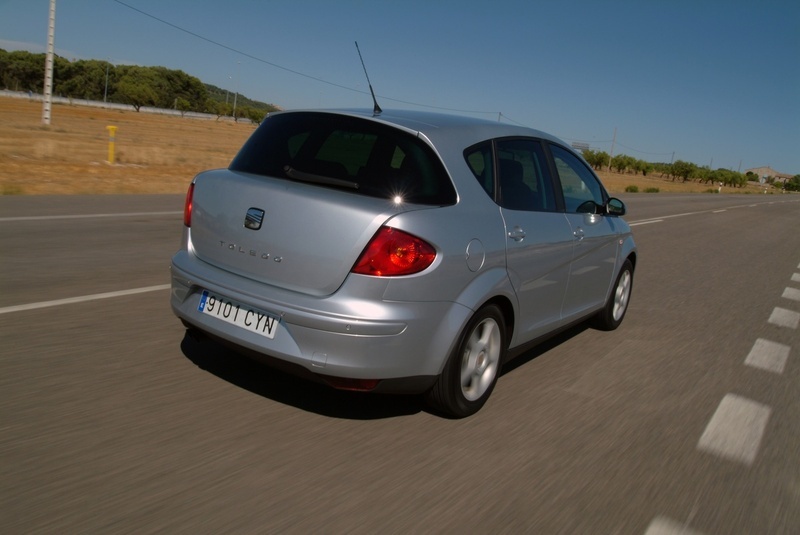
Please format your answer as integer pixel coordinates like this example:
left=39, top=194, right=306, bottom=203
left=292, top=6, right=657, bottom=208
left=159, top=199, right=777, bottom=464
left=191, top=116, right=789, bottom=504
left=197, top=290, right=279, bottom=339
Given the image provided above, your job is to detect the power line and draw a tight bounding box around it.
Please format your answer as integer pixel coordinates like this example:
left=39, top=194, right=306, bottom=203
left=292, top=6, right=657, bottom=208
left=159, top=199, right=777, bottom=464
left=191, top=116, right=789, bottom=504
left=110, top=0, right=681, bottom=159
left=614, top=141, right=674, bottom=156
left=110, top=0, right=500, bottom=116
left=560, top=137, right=673, bottom=157
left=111, top=0, right=353, bottom=92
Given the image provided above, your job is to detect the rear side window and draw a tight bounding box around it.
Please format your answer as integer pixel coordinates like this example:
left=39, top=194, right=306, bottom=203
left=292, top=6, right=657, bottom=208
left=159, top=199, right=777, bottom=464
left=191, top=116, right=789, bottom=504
left=464, top=138, right=557, bottom=212
left=495, top=139, right=557, bottom=212
left=230, top=112, right=456, bottom=205
left=464, top=141, right=494, bottom=198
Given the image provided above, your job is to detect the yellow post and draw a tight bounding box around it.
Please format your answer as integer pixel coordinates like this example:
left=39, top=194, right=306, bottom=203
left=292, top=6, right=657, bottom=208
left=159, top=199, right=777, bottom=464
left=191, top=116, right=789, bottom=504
left=106, top=125, right=118, bottom=164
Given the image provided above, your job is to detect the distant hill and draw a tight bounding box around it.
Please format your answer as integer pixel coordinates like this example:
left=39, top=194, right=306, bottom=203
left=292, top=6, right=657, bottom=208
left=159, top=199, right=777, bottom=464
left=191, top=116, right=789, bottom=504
left=0, top=48, right=280, bottom=116
left=205, top=83, right=280, bottom=112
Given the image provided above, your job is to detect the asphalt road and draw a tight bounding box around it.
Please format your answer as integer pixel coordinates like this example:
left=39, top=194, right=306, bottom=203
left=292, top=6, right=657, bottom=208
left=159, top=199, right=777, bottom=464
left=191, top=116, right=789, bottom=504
left=2, top=193, right=799, bottom=534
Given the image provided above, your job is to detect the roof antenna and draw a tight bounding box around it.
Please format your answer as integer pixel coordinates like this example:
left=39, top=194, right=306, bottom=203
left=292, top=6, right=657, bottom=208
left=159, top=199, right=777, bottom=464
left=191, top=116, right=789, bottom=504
left=355, top=41, right=382, bottom=115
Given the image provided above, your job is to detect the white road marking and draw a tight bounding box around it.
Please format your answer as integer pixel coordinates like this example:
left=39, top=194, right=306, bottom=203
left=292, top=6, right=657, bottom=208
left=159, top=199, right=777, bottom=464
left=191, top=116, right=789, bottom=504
left=0, top=211, right=182, bottom=222
left=627, top=204, right=779, bottom=227
left=644, top=516, right=704, bottom=535
left=713, top=209, right=727, bottom=213
left=783, top=287, right=800, bottom=302
left=0, top=284, right=171, bottom=315
left=630, top=219, right=663, bottom=227
left=768, top=307, right=800, bottom=329
left=744, top=338, right=790, bottom=374
left=697, top=394, right=771, bottom=465
left=792, top=273, right=800, bottom=283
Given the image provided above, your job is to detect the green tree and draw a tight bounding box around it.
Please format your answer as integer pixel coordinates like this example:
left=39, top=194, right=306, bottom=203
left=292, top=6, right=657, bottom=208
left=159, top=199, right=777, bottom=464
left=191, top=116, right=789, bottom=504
left=636, top=159, right=653, bottom=176
left=581, top=149, right=596, bottom=167
left=152, top=67, right=207, bottom=110
left=56, top=59, right=114, bottom=100
left=671, top=160, right=696, bottom=182
left=205, top=98, right=231, bottom=119
left=115, top=66, right=159, bottom=111
left=581, top=149, right=610, bottom=171
left=246, top=107, right=267, bottom=125
left=175, top=97, right=192, bottom=117
left=0, top=49, right=44, bottom=92
left=610, top=154, right=634, bottom=174
left=233, top=104, right=250, bottom=123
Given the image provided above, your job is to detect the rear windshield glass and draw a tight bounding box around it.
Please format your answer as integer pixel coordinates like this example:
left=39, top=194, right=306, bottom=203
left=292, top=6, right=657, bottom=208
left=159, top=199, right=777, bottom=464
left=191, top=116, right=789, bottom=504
left=230, top=112, right=456, bottom=205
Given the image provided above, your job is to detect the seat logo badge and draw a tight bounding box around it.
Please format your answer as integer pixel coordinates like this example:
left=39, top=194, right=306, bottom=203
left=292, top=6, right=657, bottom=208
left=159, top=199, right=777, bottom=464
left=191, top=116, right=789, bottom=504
left=244, top=208, right=265, bottom=230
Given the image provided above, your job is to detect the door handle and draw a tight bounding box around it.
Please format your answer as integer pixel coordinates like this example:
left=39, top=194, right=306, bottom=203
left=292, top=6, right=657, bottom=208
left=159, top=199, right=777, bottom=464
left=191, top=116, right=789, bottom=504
left=508, top=226, right=526, bottom=242
left=573, top=227, right=585, bottom=241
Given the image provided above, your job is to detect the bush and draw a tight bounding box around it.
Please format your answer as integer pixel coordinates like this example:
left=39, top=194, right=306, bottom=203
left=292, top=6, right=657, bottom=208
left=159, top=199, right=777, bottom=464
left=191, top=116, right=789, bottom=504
left=644, top=187, right=660, bottom=193
left=625, top=185, right=639, bottom=193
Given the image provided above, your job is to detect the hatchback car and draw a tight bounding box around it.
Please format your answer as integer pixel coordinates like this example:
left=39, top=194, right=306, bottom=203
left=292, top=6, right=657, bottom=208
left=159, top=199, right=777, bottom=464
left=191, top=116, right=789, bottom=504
left=170, top=109, right=636, bottom=417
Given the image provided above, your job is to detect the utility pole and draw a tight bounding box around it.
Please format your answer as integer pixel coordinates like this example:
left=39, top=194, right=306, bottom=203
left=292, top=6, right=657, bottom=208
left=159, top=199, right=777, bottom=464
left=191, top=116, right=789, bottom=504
left=42, top=0, right=56, bottom=125
left=608, top=127, right=616, bottom=172
left=103, top=61, right=109, bottom=103
left=232, top=61, right=240, bottom=120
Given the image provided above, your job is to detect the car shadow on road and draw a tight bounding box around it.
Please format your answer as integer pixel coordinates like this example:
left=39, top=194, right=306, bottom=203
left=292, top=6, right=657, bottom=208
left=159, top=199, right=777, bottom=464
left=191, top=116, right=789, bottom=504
left=500, top=322, right=590, bottom=377
left=180, top=330, right=425, bottom=420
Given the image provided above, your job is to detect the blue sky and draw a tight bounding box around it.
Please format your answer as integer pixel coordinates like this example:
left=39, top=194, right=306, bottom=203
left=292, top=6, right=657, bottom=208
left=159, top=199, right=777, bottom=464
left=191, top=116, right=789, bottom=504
left=1, top=0, right=798, bottom=174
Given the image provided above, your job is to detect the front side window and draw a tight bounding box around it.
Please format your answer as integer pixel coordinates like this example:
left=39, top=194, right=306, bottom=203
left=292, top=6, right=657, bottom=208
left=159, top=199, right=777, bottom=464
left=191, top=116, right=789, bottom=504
left=549, top=144, right=606, bottom=213
left=230, top=112, right=456, bottom=205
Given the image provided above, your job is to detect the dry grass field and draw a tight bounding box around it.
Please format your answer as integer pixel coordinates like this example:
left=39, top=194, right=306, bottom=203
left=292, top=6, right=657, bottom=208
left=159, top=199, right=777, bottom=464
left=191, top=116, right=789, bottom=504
left=0, top=97, right=254, bottom=195
left=0, top=96, right=767, bottom=195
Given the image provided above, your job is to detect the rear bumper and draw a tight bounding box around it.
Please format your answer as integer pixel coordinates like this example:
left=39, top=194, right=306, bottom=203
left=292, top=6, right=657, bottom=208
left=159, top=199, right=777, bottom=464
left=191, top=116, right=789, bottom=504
left=170, top=251, right=471, bottom=393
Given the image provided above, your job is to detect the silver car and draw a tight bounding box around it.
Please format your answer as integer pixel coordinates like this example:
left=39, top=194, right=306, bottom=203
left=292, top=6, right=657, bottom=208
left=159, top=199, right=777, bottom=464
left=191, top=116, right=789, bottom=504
left=170, top=109, right=636, bottom=417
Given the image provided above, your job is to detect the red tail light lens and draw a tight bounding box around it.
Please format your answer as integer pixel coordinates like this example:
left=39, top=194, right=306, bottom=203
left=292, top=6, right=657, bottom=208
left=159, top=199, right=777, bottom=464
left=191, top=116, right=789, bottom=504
left=352, top=226, right=436, bottom=276
left=183, top=183, right=195, bottom=227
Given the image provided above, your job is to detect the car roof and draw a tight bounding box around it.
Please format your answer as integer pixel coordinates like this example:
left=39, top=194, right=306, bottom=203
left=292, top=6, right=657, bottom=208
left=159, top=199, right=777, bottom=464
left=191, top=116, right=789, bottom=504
left=269, top=108, right=568, bottom=150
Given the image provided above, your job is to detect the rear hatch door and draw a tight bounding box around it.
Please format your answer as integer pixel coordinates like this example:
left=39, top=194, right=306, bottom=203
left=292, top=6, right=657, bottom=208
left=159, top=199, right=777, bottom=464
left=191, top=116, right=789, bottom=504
left=188, top=111, right=457, bottom=297
left=190, top=169, right=401, bottom=297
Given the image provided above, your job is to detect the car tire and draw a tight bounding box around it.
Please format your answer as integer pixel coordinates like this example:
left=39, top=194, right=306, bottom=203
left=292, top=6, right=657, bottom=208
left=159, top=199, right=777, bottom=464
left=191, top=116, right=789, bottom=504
left=592, top=259, right=633, bottom=331
left=427, top=304, right=506, bottom=418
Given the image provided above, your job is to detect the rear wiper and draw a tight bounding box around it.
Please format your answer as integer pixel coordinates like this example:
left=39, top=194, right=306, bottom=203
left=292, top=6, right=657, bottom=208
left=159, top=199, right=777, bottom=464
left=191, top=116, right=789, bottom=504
left=284, top=165, right=359, bottom=190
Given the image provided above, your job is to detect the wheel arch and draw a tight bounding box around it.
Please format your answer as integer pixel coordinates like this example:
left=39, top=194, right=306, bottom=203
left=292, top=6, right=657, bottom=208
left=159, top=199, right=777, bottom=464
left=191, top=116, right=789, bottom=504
left=451, top=266, right=517, bottom=353
left=481, top=295, right=515, bottom=350
left=626, top=250, right=637, bottom=271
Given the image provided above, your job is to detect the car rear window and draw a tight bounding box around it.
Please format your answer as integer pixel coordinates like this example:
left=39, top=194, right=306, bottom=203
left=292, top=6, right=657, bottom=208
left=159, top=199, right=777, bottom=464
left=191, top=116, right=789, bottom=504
left=229, top=112, right=457, bottom=206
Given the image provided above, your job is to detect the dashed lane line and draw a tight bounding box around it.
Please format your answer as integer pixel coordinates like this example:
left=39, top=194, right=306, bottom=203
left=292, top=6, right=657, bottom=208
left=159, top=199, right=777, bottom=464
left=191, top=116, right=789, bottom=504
left=644, top=517, right=705, bottom=535
left=768, top=307, right=800, bottom=329
left=744, top=338, right=791, bottom=374
left=697, top=394, right=772, bottom=466
left=783, top=287, right=800, bottom=302
left=648, top=255, right=800, bottom=533
left=0, top=284, right=171, bottom=315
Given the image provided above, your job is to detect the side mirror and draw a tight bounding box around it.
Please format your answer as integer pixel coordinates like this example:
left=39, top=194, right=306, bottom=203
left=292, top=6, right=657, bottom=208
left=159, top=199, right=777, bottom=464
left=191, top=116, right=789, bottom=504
left=606, top=197, right=626, bottom=216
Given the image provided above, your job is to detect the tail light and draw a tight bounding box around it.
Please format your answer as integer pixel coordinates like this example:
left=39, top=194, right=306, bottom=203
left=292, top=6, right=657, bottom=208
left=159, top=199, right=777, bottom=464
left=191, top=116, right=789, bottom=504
left=183, top=182, right=195, bottom=227
left=352, top=226, right=436, bottom=276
